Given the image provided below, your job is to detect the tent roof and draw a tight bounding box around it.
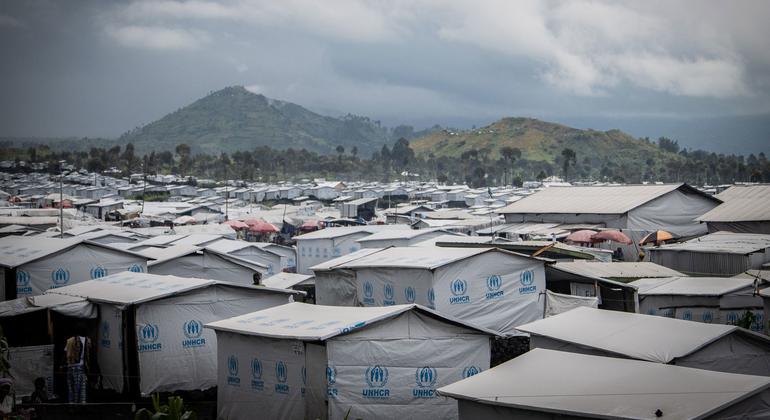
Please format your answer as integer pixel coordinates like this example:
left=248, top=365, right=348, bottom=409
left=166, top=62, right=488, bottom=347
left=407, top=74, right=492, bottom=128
left=699, top=185, right=770, bottom=222
left=437, top=348, right=770, bottom=420
left=650, top=232, right=770, bottom=255
left=309, top=248, right=383, bottom=271
left=517, top=307, right=748, bottom=363
left=205, top=302, right=497, bottom=341
left=333, top=246, right=503, bottom=270
left=139, top=244, right=201, bottom=266
left=260, top=272, right=313, bottom=289
left=46, top=271, right=297, bottom=306
left=0, top=293, right=88, bottom=318
left=497, top=183, right=716, bottom=215
left=551, top=261, right=684, bottom=280
left=630, top=276, right=756, bottom=296
left=355, top=228, right=455, bottom=242
left=294, top=225, right=409, bottom=240
left=169, top=233, right=224, bottom=246
left=0, top=236, right=148, bottom=268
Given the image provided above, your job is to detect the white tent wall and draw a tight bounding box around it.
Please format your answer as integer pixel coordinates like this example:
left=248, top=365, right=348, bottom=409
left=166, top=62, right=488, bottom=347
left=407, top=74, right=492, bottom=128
left=648, top=249, right=753, bottom=276
left=148, top=253, right=264, bottom=285
left=261, top=245, right=297, bottom=272
left=8, top=344, right=54, bottom=399
left=502, top=212, right=626, bottom=227
left=297, top=234, right=367, bottom=274
left=327, top=311, right=490, bottom=420
left=98, top=303, right=126, bottom=392
left=358, top=231, right=448, bottom=249
left=227, top=248, right=283, bottom=277
left=433, top=252, right=546, bottom=334
left=15, top=244, right=147, bottom=297
left=675, top=333, right=770, bottom=376
left=216, top=332, right=306, bottom=420
left=314, top=270, right=358, bottom=306
left=626, top=188, right=714, bottom=237
left=135, top=286, right=292, bottom=395
left=355, top=268, right=434, bottom=308
left=305, top=343, right=328, bottom=420
left=640, top=295, right=764, bottom=330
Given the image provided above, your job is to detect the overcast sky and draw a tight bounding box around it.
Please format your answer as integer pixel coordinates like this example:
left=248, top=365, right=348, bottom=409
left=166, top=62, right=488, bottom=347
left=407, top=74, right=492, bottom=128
left=1, top=0, right=769, bottom=153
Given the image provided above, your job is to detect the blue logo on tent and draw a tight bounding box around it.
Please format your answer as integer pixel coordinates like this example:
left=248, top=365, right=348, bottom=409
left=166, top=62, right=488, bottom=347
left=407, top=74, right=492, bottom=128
left=327, top=366, right=337, bottom=385
left=90, top=266, right=108, bottom=279
left=663, top=309, right=674, bottom=318
left=463, top=366, right=481, bottom=378
left=251, top=358, right=264, bottom=390
left=486, top=275, right=504, bottom=299
left=332, top=247, right=341, bottom=257
left=520, top=270, right=534, bottom=286
left=427, top=288, right=435, bottom=307
left=449, top=279, right=469, bottom=305
left=275, top=361, right=290, bottom=394
left=226, top=355, right=240, bottom=386
left=415, top=367, right=437, bottom=388
left=451, top=279, right=467, bottom=296
left=182, top=320, right=205, bottom=348
left=363, top=281, right=374, bottom=305
left=519, top=270, right=536, bottom=294
left=384, top=283, right=394, bottom=300
left=100, top=321, right=111, bottom=348
left=128, top=264, right=144, bottom=273
left=682, top=310, right=692, bottom=321
left=16, top=270, right=32, bottom=294
left=703, top=311, right=714, bottom=323
left=51, top=268, right=70, bottom=286
left=405, top=286, right=416, bottom=303
left=138, top=323, right=162, bottom=352
left=365, top=365, right=388, bottom=388
left=726, top=312, right=739, bottom=324
left=752, top=313, right=764, bottom=332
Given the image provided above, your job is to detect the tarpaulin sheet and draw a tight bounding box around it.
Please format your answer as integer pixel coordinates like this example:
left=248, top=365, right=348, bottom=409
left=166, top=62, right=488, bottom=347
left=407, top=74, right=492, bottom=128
left=15, top=244, right=147, bottom=297
left=135, top=286, right=291, bottom=395
left=433, top=252, right=545, bottom=335
left=544, top=290, right=598, bottom=317
left=326, top=312, right=490, bottom=420
left=355, top=268, right=433, bottom=308
left=8, top=345, right=54, bottom=399
left=216, top=332, right=306, bottom=420
left=97, top=303, right=125, bottom=392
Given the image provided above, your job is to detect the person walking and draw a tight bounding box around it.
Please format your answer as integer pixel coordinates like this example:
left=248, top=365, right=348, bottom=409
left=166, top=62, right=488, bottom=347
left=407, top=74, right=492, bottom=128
left=64, top=328, right=92, bottom=404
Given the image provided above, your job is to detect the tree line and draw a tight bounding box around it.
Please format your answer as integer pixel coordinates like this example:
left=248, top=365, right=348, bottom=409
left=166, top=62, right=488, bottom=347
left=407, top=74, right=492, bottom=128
left=1, top=137, right=769, bottom=187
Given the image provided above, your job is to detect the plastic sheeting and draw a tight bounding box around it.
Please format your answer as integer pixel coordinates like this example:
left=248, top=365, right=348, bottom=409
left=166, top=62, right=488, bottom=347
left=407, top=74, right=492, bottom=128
left=356, top=268, right=433, bottom=308
left=8, top=345, right=54, bottom=399
left=544, top=290, right=598, bottom=317
left=148, top=252, right=264, bottom=285
left=15, top=244, right=147, bottom=297
left=314, top=271, right=358, bottom=307
left=135, top=286, right=292, bottom=395
left=97, top=303, right=125, bottom=392
left=216, top=332, right=306, bottom=420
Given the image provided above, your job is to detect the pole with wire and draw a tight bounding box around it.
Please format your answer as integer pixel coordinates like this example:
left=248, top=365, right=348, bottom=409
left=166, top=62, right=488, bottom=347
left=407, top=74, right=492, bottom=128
left=59, top=163, right=64, bottom=238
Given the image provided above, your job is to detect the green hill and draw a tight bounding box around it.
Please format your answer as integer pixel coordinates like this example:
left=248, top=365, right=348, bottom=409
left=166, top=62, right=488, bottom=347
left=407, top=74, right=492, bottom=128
left=410, top=117, right=665, bottom=162
left=117, top=86, right=394, bottom=156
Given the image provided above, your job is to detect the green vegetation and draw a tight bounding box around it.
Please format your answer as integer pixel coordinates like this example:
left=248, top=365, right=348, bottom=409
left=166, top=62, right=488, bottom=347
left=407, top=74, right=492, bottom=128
left=134, top=394, right=196, bottom=420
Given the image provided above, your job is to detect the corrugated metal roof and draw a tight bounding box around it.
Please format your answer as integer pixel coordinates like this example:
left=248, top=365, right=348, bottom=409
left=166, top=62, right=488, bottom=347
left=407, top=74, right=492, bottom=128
left=497, top=184, right=693, bottom=214
left=552, top=261, right=684, bottom=279
left=698, top=185, right=770, bottom=222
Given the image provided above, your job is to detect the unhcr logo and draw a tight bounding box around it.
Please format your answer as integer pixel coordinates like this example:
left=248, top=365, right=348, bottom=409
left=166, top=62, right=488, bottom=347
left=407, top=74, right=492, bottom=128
left=137, top=323, right=162, bottom=352
left=427, top=288, right=435, bottom=308
left=383, top=283, right=395, bottom=306
left=90, top=266, right=109, bottom=279
left=100, top=321, right=111, bottom=348
left=275, top=361, right=290, bottom=394
left=182, top=320, right=206, bottom=348
left=703, top=311, right=714, bottom=323
left=518, top=270, right=537, bottom=294
left=362, top=281, right=375, bottom=305
left=463, top=366, right=481, bottom=378
left=251, top=358, right=264, bottom=391
left=128, top=264, right=144, bottom=273
left=227, top=355, right=240, bottom=386
left=449, top=279, right=469, bottom=305
left=405, top=286, right=416, bottom=303
left=486, top=274, right=504, bottom=300
left=413, top=366, right=438, bottom=398
left=682, top=310, right=693, bottom=321
left=327, top=366, right=338, bottom=398
left=16, top=270, right=32, bottom=295
left=51, top=268, right=70, bottom=287
left=362, top=365, right=389, bottom=399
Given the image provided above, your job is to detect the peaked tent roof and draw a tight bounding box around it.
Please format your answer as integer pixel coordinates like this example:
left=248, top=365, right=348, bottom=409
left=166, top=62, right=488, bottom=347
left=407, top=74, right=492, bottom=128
left=697, top=185, right=770, bottom=222
left=260, top=272, right=313, bottom=289
left=497, top=183, right=718, bottom=215
left=294, top=225, right=410, bottom=240
left=205, top=302, right=497, bottom=341
left=516, top=307, right=758, bottom=363
left=551, top=261, right=684, bottom=280
left=0, top=236, right=148, bottom=268
left=649, top=231, right=770, bottom=255
left=630, top=276, right=757, bottom=296
left=309, top=247, right=384, bottom=272
left=333, top=246, right=513, bottom=270
left=437, top=348, right=770, bottom=420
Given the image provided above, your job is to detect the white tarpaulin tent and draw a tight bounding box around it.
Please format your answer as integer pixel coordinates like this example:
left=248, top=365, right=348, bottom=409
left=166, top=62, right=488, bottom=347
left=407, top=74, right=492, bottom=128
left=260, top=272, right=313, bottom=289
left=437, top=348, right=770, bottom=420
left=206, top=302, right=496, bottom=420
left=46, top=271, right=301, bottom=395
left=205, top=239, right=297, bottom=277
left=0, top=236, right=149, bottom=300
left=142, top=244, right=268, bottom=285
left=295, top=225, right=410, bottom=274
left=518, top=307, right=770, bottom=376
left=631, top=276, right=765, bottom=332
left=312, top=246, right=548, bottom=335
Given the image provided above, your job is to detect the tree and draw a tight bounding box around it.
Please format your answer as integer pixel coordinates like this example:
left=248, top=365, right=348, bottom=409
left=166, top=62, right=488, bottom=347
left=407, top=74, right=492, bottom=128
left=175, top=143, right=191, bottom=176
left=561, top=148, right=577, bottom=180
left=391, top=138, right=414, bottom=170
left=121, top=143, right=137, bottom=174
left=351, top=146, right=358, bottom=158
left=658, top=137, right=680, bottom=154
left=500, top=146, right=521, bottom=184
